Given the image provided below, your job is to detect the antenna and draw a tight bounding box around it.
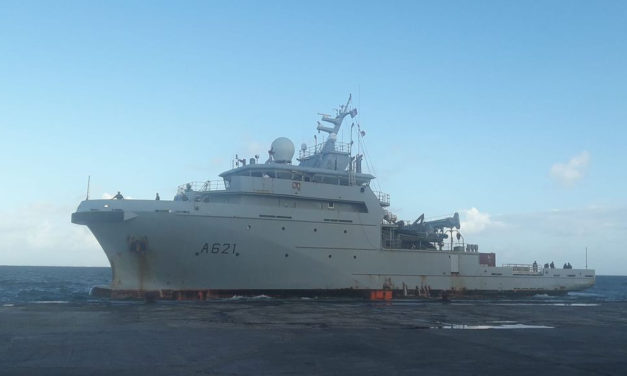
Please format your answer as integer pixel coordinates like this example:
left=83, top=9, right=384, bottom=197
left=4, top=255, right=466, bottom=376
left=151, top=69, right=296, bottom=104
left=86, top=175, right=90, bottom=200
left=585, top=246, right=588, bottom=269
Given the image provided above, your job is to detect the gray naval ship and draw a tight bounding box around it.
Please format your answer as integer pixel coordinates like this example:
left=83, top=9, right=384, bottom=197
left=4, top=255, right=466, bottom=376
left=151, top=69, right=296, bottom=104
left=72, top=96, right=595, bottom=299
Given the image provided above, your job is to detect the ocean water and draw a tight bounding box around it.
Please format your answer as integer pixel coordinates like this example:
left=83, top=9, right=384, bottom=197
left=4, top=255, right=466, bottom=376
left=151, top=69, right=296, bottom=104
left=0, top=265, right=625, bottom=304
left=0, top=266, right=110, bottom=304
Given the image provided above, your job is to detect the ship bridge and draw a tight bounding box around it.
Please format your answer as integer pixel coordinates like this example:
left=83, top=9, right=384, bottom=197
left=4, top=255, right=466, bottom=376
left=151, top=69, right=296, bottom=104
left=219, top=164, right=375, bottom=187
left=176, top=95, right=389, bottom=210
left=218, top=95, right=380, bottom=189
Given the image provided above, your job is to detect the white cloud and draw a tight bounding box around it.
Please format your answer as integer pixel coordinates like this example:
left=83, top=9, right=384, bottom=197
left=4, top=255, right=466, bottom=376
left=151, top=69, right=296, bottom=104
left=461, top=207, right=504, bottom=234
left=0, top=202, right=107, bottom=266
left=465, top=206, right=627, bottom=275
left=245, top=140, right=266, bottom=157
left=550, top=151, right=590, bottom=186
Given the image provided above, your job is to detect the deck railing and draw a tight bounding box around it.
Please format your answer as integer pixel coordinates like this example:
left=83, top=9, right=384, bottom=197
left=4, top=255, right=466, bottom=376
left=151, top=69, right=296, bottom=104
left=299, top=142, right=351, bottom=159
left=503, top=263, right=544, bottom=275
left=374, top=191, right=390, bottom=207
left=177, top=180, right=226, bottom=193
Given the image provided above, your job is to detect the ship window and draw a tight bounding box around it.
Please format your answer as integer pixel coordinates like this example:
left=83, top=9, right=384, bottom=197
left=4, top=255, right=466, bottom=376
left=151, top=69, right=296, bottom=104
left=328, top=202, right=334, bottom=209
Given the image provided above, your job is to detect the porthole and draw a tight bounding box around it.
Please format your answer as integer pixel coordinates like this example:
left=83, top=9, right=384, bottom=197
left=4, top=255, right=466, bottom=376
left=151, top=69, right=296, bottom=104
left=282, top=226, right=285, bottom=231
left=353, top=255, right=357, bottom=259
left=328, top=254, right=332, bottom=258
left=314, top=228, right=317, bottom=232
left=285, top=253, right=289, bottom=258
left=343, top=229, right=347, bottom=234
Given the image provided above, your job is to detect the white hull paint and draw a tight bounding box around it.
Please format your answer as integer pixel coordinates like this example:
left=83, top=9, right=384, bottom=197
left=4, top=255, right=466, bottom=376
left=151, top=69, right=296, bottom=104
left=76, top=199, right=595, bottom=297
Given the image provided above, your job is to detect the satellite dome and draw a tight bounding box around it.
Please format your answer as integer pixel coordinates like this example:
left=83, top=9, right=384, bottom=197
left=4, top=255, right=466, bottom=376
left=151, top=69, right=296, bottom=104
left=270, top=137, right=295, bottom=163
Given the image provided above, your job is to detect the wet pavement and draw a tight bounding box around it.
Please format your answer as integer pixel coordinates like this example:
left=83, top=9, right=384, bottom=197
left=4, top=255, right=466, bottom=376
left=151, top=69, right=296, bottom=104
left=1, top=298, right=626, bottom=375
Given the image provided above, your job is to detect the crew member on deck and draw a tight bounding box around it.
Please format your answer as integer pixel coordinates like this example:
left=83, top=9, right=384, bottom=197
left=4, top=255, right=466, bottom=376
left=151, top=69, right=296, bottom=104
left=156, top=193, right=160, bottom=200
left=113, top=191, right=124, bottom=200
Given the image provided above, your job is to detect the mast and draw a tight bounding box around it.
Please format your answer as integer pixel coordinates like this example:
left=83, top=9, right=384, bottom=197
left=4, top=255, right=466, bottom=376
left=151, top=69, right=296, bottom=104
left=316, top=94, right=358, bottom=153
left=86, top=175, right=90, bottom=200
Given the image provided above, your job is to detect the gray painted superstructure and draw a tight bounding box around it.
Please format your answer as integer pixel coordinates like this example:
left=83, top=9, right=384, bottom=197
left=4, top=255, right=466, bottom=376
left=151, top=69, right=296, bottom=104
left=72, top=97, right=595, bottom=298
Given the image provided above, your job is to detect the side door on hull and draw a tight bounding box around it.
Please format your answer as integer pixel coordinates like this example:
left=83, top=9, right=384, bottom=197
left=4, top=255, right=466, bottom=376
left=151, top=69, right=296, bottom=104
left=450, top=254, right=460, bottom=274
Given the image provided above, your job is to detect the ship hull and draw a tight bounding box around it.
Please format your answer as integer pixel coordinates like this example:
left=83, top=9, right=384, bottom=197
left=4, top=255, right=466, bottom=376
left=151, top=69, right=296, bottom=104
left=73, top=200, right=595, bottom=299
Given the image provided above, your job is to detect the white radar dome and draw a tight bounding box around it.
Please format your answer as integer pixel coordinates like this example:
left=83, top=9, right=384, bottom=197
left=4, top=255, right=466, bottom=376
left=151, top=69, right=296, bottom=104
left=270, top=137, right=295, bottom=163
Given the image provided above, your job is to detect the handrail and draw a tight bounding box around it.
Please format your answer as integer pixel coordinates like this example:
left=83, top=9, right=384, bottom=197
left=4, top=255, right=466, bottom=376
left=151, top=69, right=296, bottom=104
left=299, top=142, right=351, bottom=159
left=503, top=263, right=544, bottom=274
left=177, top=180, right=226, bottom=193
left=374, top=191, right=390, bottom=206
left=503, top=264, right=535, bottom=268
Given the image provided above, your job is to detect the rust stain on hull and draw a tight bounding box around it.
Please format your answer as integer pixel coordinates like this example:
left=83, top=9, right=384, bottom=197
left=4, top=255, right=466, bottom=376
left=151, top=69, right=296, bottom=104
left=89, top=286, right=571, bottom=301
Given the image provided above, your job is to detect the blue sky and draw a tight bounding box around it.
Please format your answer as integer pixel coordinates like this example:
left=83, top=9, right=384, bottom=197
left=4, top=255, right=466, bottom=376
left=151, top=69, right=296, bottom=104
left=1, top=1, right=625, bottom=273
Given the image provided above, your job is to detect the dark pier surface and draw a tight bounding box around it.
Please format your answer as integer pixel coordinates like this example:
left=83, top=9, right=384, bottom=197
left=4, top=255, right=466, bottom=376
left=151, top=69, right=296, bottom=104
left=1, top=299, right=626, bottom=375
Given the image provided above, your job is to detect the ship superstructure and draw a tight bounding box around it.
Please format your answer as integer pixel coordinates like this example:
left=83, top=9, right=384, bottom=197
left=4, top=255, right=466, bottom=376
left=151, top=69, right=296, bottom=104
left=72, top=96, right=595, bottom=299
